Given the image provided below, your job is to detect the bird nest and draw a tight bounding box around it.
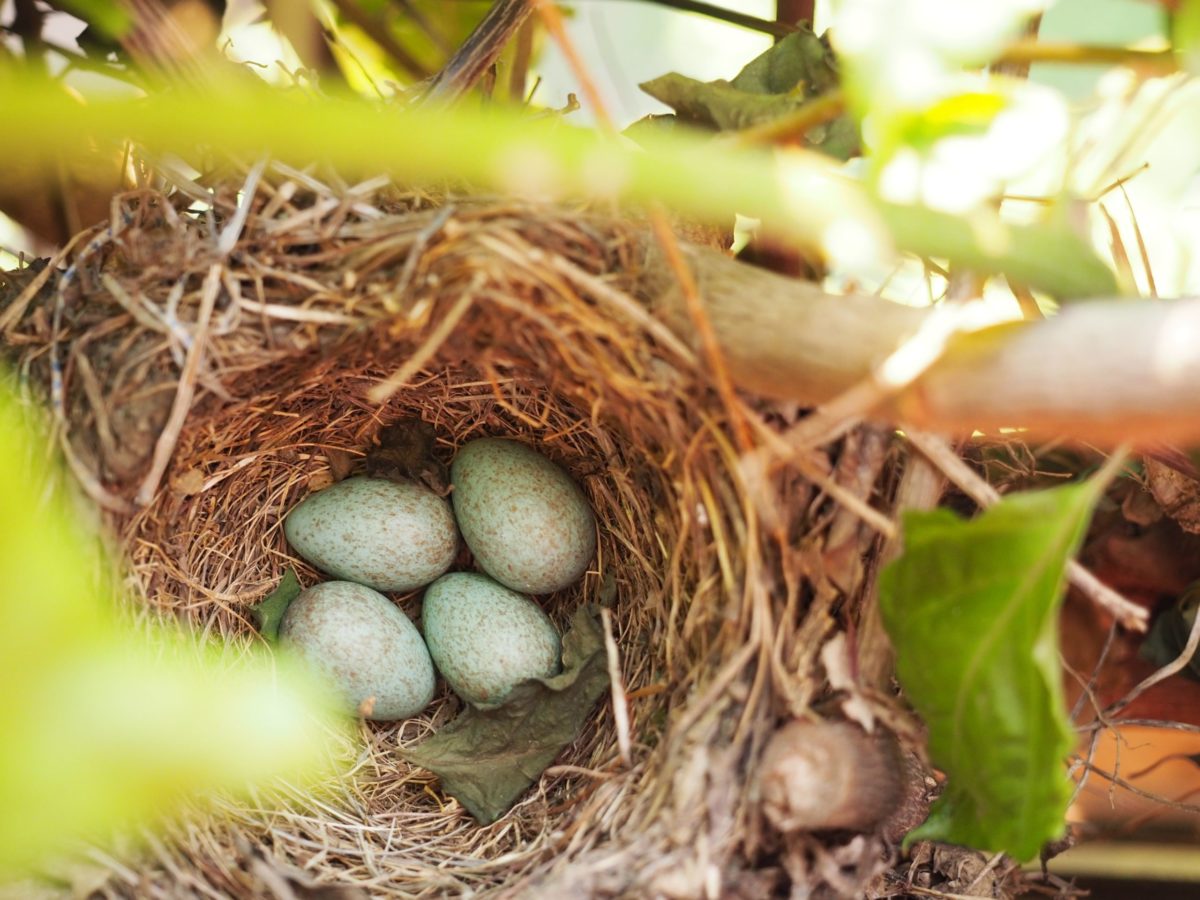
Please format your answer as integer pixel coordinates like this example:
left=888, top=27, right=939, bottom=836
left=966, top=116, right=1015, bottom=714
left=0, top=172, right=986, bottom=898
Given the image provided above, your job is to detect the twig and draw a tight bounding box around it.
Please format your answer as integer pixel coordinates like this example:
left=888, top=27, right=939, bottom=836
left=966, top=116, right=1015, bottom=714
left=650, top=210, right=753, bottom=453
left=628, top=0, right=796, bottom=37
left=421, top=0, right=532, bottom=102
left=531, top=0, right=612, bottom=127
left=1075, top=757, right=1200, bottom=815
left=0, top=233, right=89, bottom=335
left=509, top=15, right=535, bottom=103
left=600, top=608, right=633, bottom=768
left=1105, top=606, right=1200, bottom=717
left=727, top=89, right=845, bottom=147
left=998, top=40, right=1177, bottom=73
left=368, top=277, right=479, bottom=403
left=963, top=852, right=1007, bottom=895
left=135, top=263, right=221, bottom=505
left=1069, top=620, right=1118, bottom=722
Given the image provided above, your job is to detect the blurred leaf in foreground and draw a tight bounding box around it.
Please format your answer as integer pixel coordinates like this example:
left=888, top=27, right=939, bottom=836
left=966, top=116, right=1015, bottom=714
left=879, top=482, right=1098, bottom=860
left=399, top=606, right=609, bottom=823
left=0, top=385, right=340, bottom=875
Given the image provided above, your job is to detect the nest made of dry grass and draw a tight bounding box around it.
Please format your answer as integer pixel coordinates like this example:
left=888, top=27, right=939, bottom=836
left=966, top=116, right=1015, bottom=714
left=0, top=166, right=972, bottom=899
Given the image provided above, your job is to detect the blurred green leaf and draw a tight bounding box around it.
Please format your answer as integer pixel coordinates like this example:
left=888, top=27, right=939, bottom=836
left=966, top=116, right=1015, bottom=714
left=55, top=0, right=132, bottom=40
left=879, top=482, right=1098, bottom=860
left=1173, top=0, right=1200, bottom=70
left=1, top=74, right=1118, bottom=299
left=892, top=90, right=1009, bottom=151
left=0, top=386, right=341, bottom=875
left=253, top=568, right=303, bottom=643
left=877, top=201, right=1117, bottom=299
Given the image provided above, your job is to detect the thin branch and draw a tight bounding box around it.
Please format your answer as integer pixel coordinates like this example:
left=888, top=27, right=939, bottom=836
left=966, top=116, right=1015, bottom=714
left=625, top=0, right=796, bottom=38
left=998, top=39, right=1177, bottom=73
left=776, top=0, right=815, bottom=28
left=902, top=430, right=1148, bottom=631
left=421, top=0, right=532, bottom=102
left=1075, top=757, right=1200, bottom=815
left=1104, top=605, right=1200, bottom=717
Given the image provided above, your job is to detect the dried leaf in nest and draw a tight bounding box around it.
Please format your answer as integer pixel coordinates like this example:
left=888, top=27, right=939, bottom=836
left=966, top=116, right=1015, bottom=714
left=1146, top=456, right=1200, bottom=535
left=398, top=606, right=609, bottom=824
left=365, top=417, right=449, bottom=495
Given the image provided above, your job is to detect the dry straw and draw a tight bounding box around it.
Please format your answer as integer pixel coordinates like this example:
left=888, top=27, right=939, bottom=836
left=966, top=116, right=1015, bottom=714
left=1, top=165, right=931, bottom=897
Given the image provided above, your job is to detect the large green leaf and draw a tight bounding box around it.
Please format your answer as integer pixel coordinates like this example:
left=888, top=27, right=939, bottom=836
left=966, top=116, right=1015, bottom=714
left=879, top=483, right=1098, bottom=860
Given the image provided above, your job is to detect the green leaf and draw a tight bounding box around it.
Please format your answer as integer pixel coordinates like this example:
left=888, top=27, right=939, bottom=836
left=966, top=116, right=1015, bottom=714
left=398, top=606, right=609, bottom=823
left=252, top=568, right=302, bottom=643
left=56, top=0, right=132, bottom=40
left=891, top=90, right=1009, bottom=153
left=879, top=483, right=1099, bottom=860
left=1173, top=0, right=1200, bottom=72
left=876, top=201, right=1117, bottom=300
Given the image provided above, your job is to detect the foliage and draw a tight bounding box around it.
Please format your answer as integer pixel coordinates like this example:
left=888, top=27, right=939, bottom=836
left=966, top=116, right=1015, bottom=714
left=879, top=482, right=1099, bottom=860
left=1, top=75, right=1116, bottom=299
left=0, top=388, right=340, bottom=875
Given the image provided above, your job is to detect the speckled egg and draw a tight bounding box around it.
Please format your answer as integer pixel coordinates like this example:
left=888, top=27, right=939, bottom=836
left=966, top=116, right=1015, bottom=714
left=279, top=580, right=435, bottom=720
left=450, top=438, right=595, bottom=594
left=422, top=572, right=561, bottom=709
left=284, top=476, right=458, bottom=592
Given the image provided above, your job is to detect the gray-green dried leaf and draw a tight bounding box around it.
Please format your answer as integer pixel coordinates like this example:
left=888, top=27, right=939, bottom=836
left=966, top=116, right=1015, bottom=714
left=398, top=606, right=609, bottom=823
left=637, top=28, right=857, bottom=158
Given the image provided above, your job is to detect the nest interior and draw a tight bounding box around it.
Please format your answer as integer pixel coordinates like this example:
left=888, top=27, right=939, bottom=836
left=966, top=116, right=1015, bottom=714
left=0, top=178, right=926, bottom=898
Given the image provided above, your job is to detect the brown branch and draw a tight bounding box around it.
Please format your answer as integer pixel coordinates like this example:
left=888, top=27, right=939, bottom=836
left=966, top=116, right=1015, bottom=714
left=776, top=0, right=815, bottom=28
left=998, top=40, right=1177, bottom=74
left=421, top=0, right=532, bottom=103
left=639, top=241, right=1200, bottom=447
left=627, top=0, right=796, bottom=38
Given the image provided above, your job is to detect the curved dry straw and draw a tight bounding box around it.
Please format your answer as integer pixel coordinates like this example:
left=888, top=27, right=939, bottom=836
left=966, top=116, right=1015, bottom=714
left=0, top=170, right=894, bottom=897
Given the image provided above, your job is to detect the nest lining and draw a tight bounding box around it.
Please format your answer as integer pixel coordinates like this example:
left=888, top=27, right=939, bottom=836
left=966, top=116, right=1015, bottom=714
left=0, top=176, right=916, bottom=898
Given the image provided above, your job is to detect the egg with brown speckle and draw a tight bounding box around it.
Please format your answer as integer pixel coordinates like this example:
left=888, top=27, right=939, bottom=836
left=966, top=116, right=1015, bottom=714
left=279, top=580, right=435, bottom=720
left=284, top=476, right=458, bottom=592
left=451, top=438, right=595, bottom=594
left=422, top=572, right=561, bottom=709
